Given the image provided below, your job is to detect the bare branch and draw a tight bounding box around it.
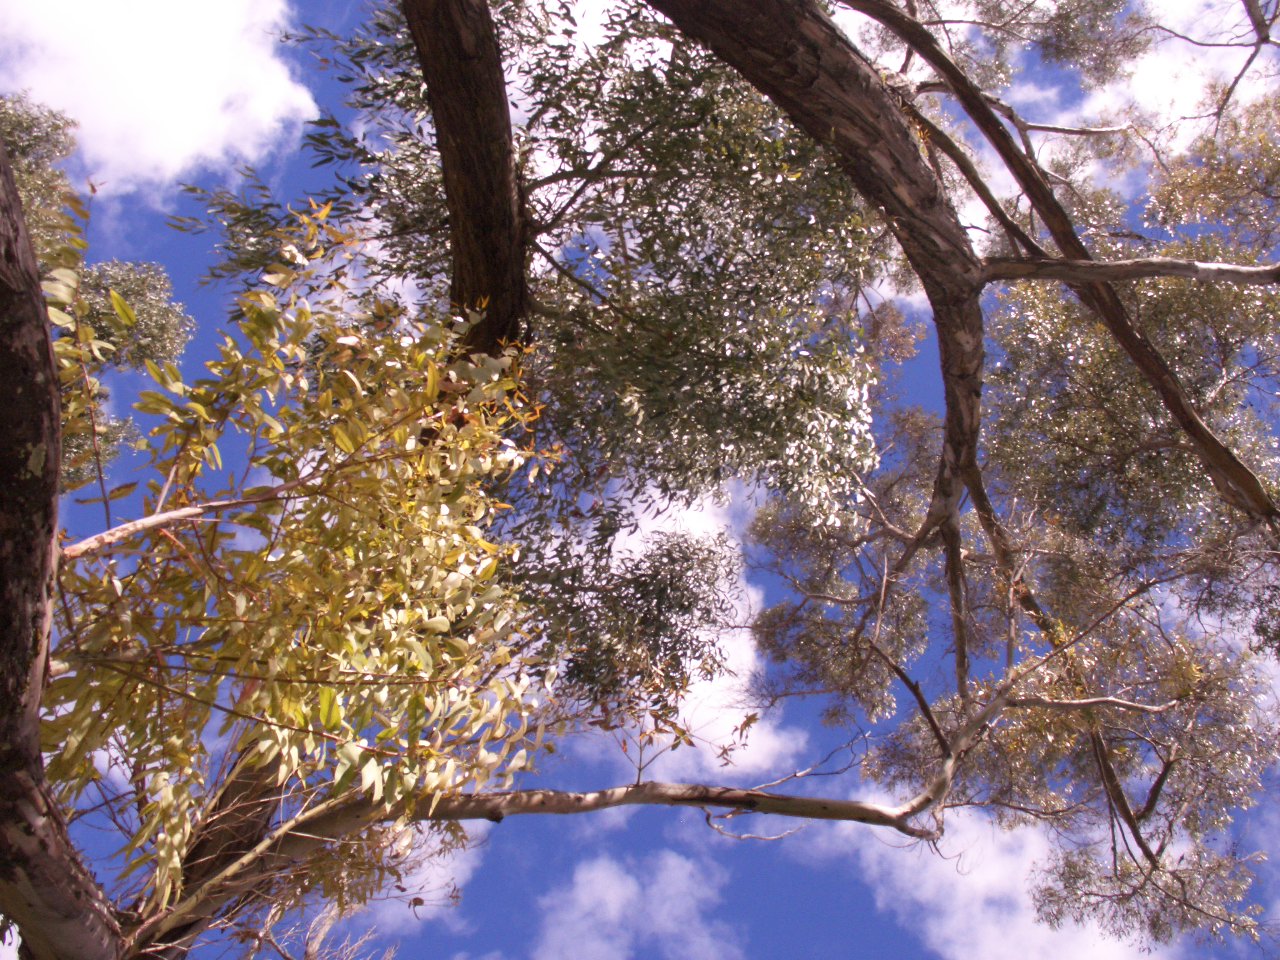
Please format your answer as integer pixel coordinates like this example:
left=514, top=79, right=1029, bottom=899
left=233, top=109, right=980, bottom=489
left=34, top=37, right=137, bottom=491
left=1091, top=732, right=1160, bottom=867
left=1006, top=695, right=1185, bottom=715
left=1241, top=0, right=1272, bottom=42
left=903, top=106, right=1044, bottom=255
left=984, top=255, right=1280, bottom=286
left=137, top=774, right=953, bottom=945
left=63, top=480, right=309, bottom=561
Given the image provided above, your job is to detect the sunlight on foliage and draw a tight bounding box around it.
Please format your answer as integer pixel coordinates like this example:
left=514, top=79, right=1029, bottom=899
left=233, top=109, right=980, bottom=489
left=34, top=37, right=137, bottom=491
left=48, top=207, right=546, bottom=911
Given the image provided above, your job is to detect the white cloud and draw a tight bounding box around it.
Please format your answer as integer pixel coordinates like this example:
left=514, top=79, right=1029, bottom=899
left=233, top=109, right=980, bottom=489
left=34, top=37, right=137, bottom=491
left=802, top=809, right=1188, bottom=960
left=589, top=495, right=809, bottom=784
left=361, top=823, right=493, bottom=936
left=1081, top=0, right=1273, bottom=140
left=532, top=850, right=743, bottom=960
left=0, top=0, right=316, bottom=192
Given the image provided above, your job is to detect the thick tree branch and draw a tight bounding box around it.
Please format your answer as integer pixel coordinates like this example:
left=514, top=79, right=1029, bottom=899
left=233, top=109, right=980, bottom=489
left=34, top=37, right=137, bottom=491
left=905, top=106, right=1044, bottom=255
left=1006, top=695, right=1183, bottom=715
left=134, top=774, right=946, bottom=950
left=841, top=0, right=1279, bottom=522
left=1091, top=732, right=1160, bottom=868
left=984, top=255, right=1280, bottom=286
left=401, top=0, right=529, bottom=354
left=644, top=0, right=986, bottom=574
left=0, top=144, right=122, bottom=960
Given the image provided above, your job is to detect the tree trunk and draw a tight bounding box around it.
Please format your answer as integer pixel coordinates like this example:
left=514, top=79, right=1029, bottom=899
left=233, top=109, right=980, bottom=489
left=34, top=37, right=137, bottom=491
left=0, top=143, right=122, bottom=960
left=401, top=0, right=529, bottom=355
left=642, top=0, right=986, bottom=536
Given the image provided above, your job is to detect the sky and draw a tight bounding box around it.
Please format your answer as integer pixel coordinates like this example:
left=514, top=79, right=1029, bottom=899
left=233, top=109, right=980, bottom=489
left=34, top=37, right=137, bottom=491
left=1, top=1, right=1277, bottom=959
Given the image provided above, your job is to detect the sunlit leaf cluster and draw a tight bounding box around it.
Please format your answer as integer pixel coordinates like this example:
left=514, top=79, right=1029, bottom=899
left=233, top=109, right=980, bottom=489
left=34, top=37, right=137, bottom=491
left=48, top=209, right=545, bottom=910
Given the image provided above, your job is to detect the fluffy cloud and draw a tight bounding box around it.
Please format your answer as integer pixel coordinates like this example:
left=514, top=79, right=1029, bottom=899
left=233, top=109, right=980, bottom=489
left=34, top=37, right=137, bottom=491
left=802, top=809, right=1188, bottom=960
left=586, top=494, right=808, bottom=784
left=361, top=823, right=494, bottom=936
left=1080, top=0, right=1275, bottom=139
left=532, top=850, right=743, bottom=960
left=0, top=0, right=316, bottom=192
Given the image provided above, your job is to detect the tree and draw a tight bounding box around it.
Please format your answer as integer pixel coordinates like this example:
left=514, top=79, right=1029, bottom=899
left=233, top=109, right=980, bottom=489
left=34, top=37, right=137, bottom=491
left=3, top=0, right=1280, bottom=956
left=0, top=94, right=195, bottom=489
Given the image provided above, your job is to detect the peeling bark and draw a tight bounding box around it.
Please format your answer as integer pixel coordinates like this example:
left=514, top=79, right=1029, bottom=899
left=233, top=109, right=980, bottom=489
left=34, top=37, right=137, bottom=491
left=0, top=144, right=122, bottom=960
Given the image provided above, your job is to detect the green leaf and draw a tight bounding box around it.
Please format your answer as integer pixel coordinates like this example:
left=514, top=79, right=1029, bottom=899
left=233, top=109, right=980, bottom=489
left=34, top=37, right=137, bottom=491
left=109, top=288, right=138, bottom=327
left=318, top=687, right=343, bottom=730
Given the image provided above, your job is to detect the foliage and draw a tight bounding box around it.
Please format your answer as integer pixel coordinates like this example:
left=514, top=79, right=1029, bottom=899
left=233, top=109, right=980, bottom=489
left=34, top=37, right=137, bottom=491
left=50, top=205, right=545, bottom=918
left=6, top=1, right=1280, bottom=957
left=1, top=93, right=194, bottom=488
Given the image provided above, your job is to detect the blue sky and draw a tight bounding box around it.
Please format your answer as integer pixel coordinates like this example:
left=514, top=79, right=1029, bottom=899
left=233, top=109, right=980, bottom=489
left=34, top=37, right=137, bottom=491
left=2, top=1, right=1278, bottom=958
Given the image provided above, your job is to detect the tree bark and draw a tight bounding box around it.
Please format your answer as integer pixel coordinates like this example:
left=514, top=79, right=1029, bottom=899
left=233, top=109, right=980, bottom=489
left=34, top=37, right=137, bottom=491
left=401, top=0, right=529, bottom=355
left=841, top=0, right=1278, bottom=522
left=643, top=0, right=987, bottom=539
left=984, top=255, right=1280, bottom=286
left=0, top=144, right=122, bottom=960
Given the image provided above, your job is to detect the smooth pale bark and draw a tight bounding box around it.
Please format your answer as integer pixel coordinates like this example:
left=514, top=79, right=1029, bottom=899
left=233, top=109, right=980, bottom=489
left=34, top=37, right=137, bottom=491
left=401, top=0, right=529, bottom=354
left=0, top=145, right=122, bottom=960
left=984, top=255, right=1280, bottom=286
left=132, top=775, right=953, bottom=948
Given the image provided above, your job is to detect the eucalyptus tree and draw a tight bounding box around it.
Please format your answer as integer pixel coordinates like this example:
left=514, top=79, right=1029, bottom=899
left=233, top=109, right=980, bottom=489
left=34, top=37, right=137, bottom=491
left=0, top=94, right=194, bottom=488
left=358, top=0, right=1280, bottom=944
left=4, top=1, right=1280, bottom=958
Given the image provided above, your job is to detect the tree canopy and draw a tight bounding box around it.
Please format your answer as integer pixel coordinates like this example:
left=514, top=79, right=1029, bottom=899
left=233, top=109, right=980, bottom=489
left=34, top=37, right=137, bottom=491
left=2, top=1, right=1280, bottom=958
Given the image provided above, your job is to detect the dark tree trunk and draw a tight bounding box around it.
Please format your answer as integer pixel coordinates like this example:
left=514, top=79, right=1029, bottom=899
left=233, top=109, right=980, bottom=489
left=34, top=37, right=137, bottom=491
left=401, top=0, right=530, bottom=355
left=0, top=143, right=122, bottom=960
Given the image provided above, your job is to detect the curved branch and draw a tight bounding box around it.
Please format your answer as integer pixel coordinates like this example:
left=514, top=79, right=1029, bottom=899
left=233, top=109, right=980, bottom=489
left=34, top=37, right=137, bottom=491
left=134, top=774, right=944, bottom=950
left=643, top=0, right=986, bottom=571
left=840, top=0, right=1279, bottom=523
left=904, top=105, right=1044, bottom=255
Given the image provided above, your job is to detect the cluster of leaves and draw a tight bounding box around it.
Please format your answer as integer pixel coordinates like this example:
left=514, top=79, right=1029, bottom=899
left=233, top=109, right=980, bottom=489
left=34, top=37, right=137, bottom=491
left=1, top=94, right=195, bottom=488
left=231, top=1, right=884, bottom=739
left=282, top=3, right=883, bottom=517
left=740, top=24, right=1280, bottom=943
left=48, top=206, right=547, bottom=913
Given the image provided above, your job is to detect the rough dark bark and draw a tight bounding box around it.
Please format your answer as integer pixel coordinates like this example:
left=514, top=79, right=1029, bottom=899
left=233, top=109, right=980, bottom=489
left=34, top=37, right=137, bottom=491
left=0, top=144, right=122, bottom=960
left=401, top=0, right=529, bottom=355
left=643, top=0, right=987, bottom=544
